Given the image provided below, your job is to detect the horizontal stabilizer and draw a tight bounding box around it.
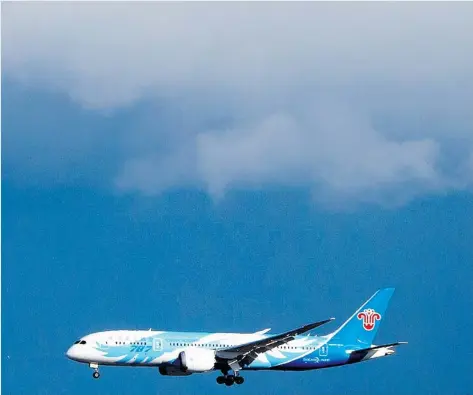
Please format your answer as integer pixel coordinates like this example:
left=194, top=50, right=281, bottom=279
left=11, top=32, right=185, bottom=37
left=353, top=341, right=408, bottom=354
left=347, top=341, right=407, bottom=363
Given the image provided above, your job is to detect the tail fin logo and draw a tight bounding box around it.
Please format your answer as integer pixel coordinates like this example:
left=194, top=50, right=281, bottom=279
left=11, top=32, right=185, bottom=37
left=357, top=309, right=381, bottom=331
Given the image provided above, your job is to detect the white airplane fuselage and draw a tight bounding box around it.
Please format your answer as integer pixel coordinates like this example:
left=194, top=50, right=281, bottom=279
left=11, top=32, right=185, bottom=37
left=66, top=289, right=406, bottom=385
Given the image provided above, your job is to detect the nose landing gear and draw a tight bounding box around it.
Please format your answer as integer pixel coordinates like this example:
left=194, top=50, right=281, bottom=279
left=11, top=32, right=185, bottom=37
left=89, top=362, right=100, bottom=379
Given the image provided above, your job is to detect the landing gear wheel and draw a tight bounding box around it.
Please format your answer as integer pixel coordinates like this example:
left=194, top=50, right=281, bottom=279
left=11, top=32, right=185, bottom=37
left=92, top=371, right=100, bottom=379
left=235, top=376, right=244, bottom=385
left=216, top=376, right=225, bottom=385
left=225, top=376, right=235, bottom=386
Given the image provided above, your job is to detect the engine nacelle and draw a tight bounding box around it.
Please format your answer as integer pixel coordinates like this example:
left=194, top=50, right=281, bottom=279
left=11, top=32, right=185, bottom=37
left=158, top=365, right=192, bottom=376
left=179, top=348, right=216, bottom=373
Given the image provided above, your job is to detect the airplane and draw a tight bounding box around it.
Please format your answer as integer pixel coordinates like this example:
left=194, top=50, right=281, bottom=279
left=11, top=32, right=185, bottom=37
left=66, top=288, right=407, bottom=386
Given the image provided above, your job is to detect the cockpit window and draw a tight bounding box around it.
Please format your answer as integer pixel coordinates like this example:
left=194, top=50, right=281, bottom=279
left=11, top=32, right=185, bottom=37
left=74, top=340, right=80, bottom=344
left=79, top=340, right=87, bottom=345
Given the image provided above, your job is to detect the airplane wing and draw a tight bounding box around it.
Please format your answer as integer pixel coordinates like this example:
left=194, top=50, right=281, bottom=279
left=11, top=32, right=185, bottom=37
left=253, top=328, right=271, bottom=335
left=216, top=318, right=334, bottom=368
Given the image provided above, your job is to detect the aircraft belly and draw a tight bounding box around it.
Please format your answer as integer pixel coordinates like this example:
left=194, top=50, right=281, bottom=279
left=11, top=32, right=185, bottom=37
left=245, top=348, right=348, bottom=371
left=99, top=352, right=166, bottom=366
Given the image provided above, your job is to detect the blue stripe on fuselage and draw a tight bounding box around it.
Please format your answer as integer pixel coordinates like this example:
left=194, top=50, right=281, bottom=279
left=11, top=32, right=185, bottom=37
left=244, top=340, right=349, bottom=370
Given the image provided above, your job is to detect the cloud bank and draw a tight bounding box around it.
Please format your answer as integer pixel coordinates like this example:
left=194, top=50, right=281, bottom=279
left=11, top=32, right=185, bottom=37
left=3, top=2, right=473, bottom=206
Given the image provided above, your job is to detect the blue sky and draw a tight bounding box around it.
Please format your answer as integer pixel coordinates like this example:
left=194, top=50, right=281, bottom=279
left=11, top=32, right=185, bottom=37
left=2, top=3, right=473, bottom=395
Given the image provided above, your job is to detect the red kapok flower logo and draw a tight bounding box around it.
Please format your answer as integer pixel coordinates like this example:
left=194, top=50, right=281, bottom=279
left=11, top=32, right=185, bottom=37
left=357, top=308, right=381, bottom=331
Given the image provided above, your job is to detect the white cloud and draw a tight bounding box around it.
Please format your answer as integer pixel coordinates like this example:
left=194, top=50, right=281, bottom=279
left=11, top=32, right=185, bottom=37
left=116, top=103, right=443, bottom=205
left=3, top=2, right=473, bottom=108
left=2, top=2, right=473, bottom=206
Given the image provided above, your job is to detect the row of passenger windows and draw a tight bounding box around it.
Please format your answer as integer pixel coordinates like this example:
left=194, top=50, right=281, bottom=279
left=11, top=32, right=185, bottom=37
left=167, top=342, right=316, bottom=350
left=288, top=346, right=316, bottom=350
left=170, top=343, right=226, bottom=348
left=101, top=340, right=316, bottom=350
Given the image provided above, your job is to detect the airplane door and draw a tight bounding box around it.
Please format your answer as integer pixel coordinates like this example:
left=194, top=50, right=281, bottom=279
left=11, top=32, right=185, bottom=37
left=319, top=344, right=328, bottom=357
left=153, top=338, right=163, bottom=351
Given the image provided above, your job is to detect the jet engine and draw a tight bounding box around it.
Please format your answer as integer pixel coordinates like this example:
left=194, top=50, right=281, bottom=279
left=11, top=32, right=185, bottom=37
left=158, top=365, right=192, bottom=376
left=179, top=348, right=216, bottom=373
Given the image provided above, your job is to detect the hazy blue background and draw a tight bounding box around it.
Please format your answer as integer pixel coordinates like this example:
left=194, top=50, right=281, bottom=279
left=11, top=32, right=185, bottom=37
left=2, top=81, right=472, bottom=394
left=2, top=3, right=473, bottom=395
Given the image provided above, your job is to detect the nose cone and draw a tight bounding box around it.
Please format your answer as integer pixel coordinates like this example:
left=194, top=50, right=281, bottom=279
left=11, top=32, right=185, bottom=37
left=66, top=345, right=80, bottom=361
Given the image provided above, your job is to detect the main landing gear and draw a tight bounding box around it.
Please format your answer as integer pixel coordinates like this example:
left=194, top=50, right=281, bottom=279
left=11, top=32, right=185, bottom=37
left=216, top=371, right=245, bottom=386
left=234, top=376, right=244, bottom=385
left=89, top=363, right=100, bottom=379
